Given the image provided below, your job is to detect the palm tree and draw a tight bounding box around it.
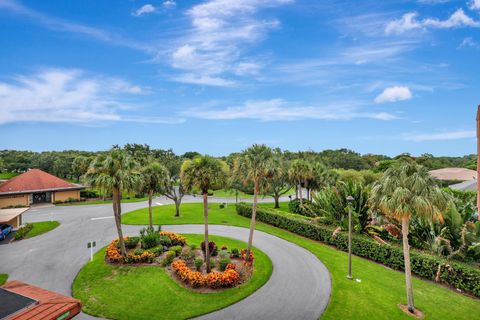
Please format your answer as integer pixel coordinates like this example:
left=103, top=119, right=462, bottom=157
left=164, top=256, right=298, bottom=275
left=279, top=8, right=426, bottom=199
left=142, top=161, right=169, bottom=228
left=181, top=155, right=229, bottom=272
left=289, top=159, right=310, bottom=205
left=84, top=148, right=142, bottom=256
left=234, top=144, right=273, bottom=260
left=370, top=162, right=449, bottom=314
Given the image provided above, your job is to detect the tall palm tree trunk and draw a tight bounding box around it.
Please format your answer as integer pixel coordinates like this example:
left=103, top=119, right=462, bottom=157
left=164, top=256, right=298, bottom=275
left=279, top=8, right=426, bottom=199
left=148, top=189, right=153, bottom=228
left=299, top=183, right=303, bottom=205
left=402, top=217, right=415, bottom=313
left=113, top=188, right=127, bottom=256
left=246, top=179, right=259, bottom=261
left=203, top=192, right=211, bottom=273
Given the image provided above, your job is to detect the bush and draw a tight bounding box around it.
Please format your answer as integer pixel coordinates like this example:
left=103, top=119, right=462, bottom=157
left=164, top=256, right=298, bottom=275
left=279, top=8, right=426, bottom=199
left=189, top=244, right=197, bottom=250
left=134, top=248, right=145, bottom=255
left=201, top=241, right=218, bottom=257
left=236, top=203, right=480, bottom=297
left=140, top=227, right=160, bottom=249
left=159, top=231, right=186, bottom=246
left=218, top=258, right=231, bottom=271
left=230, top=248, right=240, bottom=258
left=14, top=223, right=33, bottom=240
left=180, top=247, right=196, bottom=264
left=162, top=250, right=176, bottom=266
left=158, top=235, right=172, bottom=247
left=219, top=203, right=226, bottom=209
left=171, top=245, right=183, bottom=256
left=288, top=199, right=315, bottom=217
left=147, top=246, right=164, bottom=256
left=194, top=257, right=203, bottom=271
left=124, top=237, right=140, bottom=249
left=80, top=190, right=98, bottom=198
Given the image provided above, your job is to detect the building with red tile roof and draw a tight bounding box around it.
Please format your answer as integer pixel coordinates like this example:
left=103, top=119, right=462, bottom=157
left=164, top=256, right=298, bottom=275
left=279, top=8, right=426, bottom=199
left=1, top=280, right=81, bottom=320
left=0, top=169, right=84, bottom=226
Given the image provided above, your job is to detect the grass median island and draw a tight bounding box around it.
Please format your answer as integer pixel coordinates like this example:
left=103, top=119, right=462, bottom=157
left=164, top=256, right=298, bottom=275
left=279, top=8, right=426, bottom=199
left=15, top=221, right=60, bottom=240
left=123, top=203, right=480, bottom=320
left=73, top=234, right=272, bottom=320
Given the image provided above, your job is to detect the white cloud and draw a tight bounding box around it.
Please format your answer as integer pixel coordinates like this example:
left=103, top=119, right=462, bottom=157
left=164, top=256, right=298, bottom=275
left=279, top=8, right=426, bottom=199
left=183, top=99, right=398, bottom=121
left=163, top=1, right=176, bottom=9
left=374, top=86, right=413, bottom=103
left=470, top=0, right=480, bottom=10
left=168, top=0, right=292, bottom=85
left=459, top=37, right=479, bottom=48
left=385, top=9, right=480, bottom=34
left=0, top=69, right=181, bottom=125
left=404, top=130, right=476, bottom=142
left=172, top=74, right=236, bottom=87
left=132, top=4, right=156, bottom=17
left=385, top=13, right=423, bottom=34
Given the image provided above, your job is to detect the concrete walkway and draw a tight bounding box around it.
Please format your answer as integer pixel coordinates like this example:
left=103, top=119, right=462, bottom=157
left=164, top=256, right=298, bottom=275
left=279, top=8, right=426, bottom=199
left=0, top=197, right=331, bottom=320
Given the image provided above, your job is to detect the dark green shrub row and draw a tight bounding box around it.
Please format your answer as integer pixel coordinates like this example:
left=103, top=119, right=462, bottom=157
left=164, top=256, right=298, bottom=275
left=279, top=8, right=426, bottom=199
left=14, top=223, right=33, bottom=240
left=80, top=190, right=98, bottom=198
left=288, top=199, right=315, bottom=217
left=236, top=203, right=480, bottom=297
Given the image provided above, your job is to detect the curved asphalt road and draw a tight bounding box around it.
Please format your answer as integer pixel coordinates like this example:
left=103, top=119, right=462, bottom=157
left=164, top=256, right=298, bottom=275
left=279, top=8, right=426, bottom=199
left=0, top=195, right=331, bottom=320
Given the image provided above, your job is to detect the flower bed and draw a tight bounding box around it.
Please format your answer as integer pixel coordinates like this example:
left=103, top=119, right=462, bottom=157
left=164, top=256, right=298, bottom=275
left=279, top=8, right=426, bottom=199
left=172, top=259, right=241, bottom=289
left=104, top=230, right=253, bottom=291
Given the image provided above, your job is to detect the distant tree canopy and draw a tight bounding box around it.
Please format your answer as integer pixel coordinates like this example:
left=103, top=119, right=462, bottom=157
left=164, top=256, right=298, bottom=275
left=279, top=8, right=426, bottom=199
left=0, top=147, right=476, bottom=179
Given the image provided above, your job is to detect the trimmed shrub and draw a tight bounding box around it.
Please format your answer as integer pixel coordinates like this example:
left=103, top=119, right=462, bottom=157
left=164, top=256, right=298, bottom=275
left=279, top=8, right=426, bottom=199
left=236, top=203, right=480, bottom=297
left=219, top=258, right=231, bottom=271
left=162, top=250, right=176, bottom=266
left=194, top=257, right=203, bottom=271
left=158, top=235, right=172, bottom=247
left=230, top=248, right=240, bottom=258
left=134, top=248, right=145, bottom=255
left=159, top=231, right=186, bottom=246
left=80, top=190, right=98, bottom=198
left=171, top=245, right=183, bottom=256
left=147, top=246, right=164, bottom=256
left=124, top=237, right=140, bottom=249
left=140, top=227, right=160, bottom=249
left=181, top=247, right=196, bottom=264
left=14, top=223, right=33, bottom=240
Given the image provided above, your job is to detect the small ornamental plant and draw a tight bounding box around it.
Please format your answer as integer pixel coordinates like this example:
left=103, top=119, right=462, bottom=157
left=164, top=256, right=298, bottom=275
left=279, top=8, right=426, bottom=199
left=241, top=249, right=254, bottom=265
left=172, top=259, right=241, bottom=289
left=159, top=231, right=186, bottom=246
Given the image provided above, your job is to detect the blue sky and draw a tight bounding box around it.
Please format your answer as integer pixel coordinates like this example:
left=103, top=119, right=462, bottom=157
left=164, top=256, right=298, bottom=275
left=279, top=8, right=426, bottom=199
left=0, top=0, right=479, bottom=156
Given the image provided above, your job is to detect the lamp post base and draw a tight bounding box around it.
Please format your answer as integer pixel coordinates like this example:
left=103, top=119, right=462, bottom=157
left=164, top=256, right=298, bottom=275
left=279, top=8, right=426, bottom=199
left=346, top=275, right=353, bottom=280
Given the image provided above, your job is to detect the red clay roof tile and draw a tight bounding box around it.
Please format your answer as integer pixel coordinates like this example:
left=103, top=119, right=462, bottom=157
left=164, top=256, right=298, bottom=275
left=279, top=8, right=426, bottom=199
left=0, top=169, right=82, bottom=194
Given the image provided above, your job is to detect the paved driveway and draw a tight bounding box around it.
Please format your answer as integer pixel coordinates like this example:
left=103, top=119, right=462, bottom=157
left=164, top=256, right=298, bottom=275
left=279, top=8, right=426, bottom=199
left=0, top=196, right=331, bottom=320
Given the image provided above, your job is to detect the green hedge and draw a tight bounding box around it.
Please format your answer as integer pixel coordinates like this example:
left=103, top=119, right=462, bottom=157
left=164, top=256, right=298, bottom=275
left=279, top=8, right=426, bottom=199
left=236, top=203, right=480, bottom=297
left=14, top=223, right=33, bottom=240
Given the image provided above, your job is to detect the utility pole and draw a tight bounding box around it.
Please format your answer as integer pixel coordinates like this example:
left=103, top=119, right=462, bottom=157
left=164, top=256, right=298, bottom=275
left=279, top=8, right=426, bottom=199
left=346, top=195, right=354, bottom=279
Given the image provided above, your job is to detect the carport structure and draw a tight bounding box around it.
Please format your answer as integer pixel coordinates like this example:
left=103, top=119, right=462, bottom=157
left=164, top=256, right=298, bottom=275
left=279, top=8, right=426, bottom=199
left=0, top=207, right=29, bottom=229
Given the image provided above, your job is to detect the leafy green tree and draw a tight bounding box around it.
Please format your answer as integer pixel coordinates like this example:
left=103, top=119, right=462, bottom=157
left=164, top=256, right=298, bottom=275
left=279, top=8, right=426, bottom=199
left=234, top=144, right=273, bottom=260
left=72, top=156, right=91, bottom=181
left=142, top=161, right=169, bottom=228
left=84, top=147, right=142, bottom=256
left=157, top=153, right=185, bottom=217
left=266, top=149, right=291, bottom=208
left=370, top=162, right=449, bottom=314
left=181, top=156, right=229, bottom=272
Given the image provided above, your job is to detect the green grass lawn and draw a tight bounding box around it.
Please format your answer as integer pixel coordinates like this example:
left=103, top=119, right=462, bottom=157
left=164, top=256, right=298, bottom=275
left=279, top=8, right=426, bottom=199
left=0, top=274, right=8, bottom=285
left=73, top=234, right=272, bottom=320
left=0, top=172, right=18, bottom=179
left=21, top=221, right=60, bottom=239
left=123, top=203, right=480, bottom=320
left=57, top=197, right=148, bottom=206
left=258, top=201, right=290, bottom=213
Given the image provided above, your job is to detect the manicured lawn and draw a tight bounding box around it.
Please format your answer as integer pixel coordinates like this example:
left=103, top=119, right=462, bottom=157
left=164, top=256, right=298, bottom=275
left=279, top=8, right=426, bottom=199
left=73, top=234, right=272, bottom=320
left=0, top=172, right=18, bottom=179
left=123, top=203, right=480, bottom=320
left=0, top=274, right=8, bottom=285
left=19, top=221, right=60, bottom=239
left=57, top=197, right=148, bottom=206
left=209, top=189, right=294, bottom=199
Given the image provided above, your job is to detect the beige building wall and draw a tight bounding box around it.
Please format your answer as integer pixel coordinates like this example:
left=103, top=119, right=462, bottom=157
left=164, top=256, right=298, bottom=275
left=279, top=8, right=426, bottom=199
left=54, top=190, right=80, bottom=202
left=0, top=194, right=28, bottom=208
left=4, top=215, right=21, bottom=229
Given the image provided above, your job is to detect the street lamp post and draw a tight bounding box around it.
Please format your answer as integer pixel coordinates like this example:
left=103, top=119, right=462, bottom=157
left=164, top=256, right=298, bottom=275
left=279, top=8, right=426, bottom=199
left=346, top=195, right=354, bottom=280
